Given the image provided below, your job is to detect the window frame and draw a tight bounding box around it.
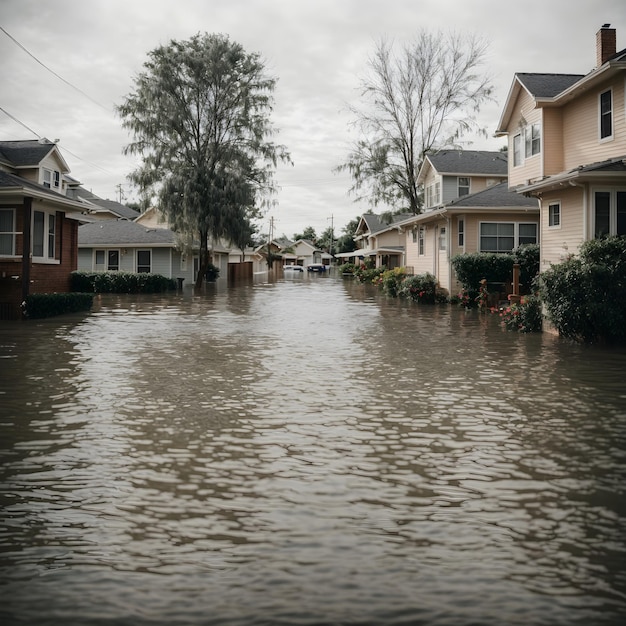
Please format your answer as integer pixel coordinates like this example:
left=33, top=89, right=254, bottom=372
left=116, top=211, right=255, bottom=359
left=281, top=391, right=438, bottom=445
left=457, top=177, right=470, bottom=197
left=458, top=218, right=465, bottom=248
left=31, top=208, right=58, bottom=262
left=94, top=248, right=121, bottom=271
left=524, top=123, right=541, bottom=158
left=136, top=249, right=152, bottom=273
left=513, top=133, right=522, bottom=167
left=438, top=226, right=447, bottom=251
left=478, top=221, right=538, bottom=253
left=548, top=202, right=561, bottom=229
left=0, top=207, right=17, bottom=256
left=418, top=227, right=425, bottom=256
left=599, top=89, right=613, bottom=141
left=593, top=189, right=626, bottom=238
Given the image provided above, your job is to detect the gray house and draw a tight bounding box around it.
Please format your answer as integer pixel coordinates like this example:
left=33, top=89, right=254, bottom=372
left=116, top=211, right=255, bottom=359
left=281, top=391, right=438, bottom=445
left=78, top=220, right=198, bottom=283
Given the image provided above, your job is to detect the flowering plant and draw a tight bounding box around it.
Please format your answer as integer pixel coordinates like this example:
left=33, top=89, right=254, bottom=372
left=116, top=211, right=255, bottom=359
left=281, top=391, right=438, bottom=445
left=498, top=295, right=542, bottom=333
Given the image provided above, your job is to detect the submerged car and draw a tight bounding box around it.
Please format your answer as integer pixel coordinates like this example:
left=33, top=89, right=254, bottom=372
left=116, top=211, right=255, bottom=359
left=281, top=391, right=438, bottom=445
left=283, top=264, right=304, bottom=272
left=306, top=264, right=327, bottom=272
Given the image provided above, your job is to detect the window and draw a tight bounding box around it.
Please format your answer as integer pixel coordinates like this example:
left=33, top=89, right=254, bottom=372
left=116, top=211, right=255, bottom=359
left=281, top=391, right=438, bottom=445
left=95, top=249, right=120, bottom=271
left=43, top=170, right=51, bottom=188
left=137, top=250, right=151, bottom=273
left=548, top=203, right=561, bottom=227
left=479, top=222, right=537, bottom=253
left=525, top=123, right=541, bottom=157
left=53, top=171, right=60, bottom=189
left=0, top=208, right=15, bottom=255
left=458, top=219, right=464, bottom=247
left=31, top=210, right=57, bottom=259
left=600, top=90, right=613, bottom=140
left=458, top=177, right=470, bottom=197
left=594, top=190, right=626, bottom=237
left=438, top=227, right=447, bottom=251
left=425, top=181, right=441, bottom=208
left=33, top=211, right=45, bottom=257
left=418, top=227, right=425, bottom=256
left=411, top=228, right=418, bottom=243
left=42, top=169, right=60, bottom=190
left=47, top=214, right=55, bottom=258
left=513, top=134, right=522, bottom=166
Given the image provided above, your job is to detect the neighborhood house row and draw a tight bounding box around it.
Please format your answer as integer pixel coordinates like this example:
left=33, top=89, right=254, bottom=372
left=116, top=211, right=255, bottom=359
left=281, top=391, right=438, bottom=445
left=1, top=25, right=625, bottom=319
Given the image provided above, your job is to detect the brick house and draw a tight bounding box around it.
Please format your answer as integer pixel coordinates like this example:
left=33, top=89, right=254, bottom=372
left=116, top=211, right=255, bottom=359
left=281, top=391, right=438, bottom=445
left=0, top=139, right=86, bottom=319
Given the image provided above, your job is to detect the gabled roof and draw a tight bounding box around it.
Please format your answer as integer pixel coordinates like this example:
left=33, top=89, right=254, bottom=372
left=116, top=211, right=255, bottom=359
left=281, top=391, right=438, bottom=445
left=0, top=170, right=85, bottom=211
left=497, top=47, right=626, bottom=134
left=356, top=212, right=413, bottom=236
left=446, top=181, right=538, bottom=209
left=421, top=150, right=508, bottom=180
left=87, top=198, right=140, bottom=220
left=0, top=139, right=69, bottom=172
left=78, top=220, right=177, bottom=247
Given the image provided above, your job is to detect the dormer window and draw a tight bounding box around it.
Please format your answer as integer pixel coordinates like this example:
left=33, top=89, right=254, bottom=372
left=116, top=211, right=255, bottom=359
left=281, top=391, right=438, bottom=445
left=42, top=169, right=61, bottom=189
left=43, top=169, right=51, bottom=188
left=458, top=177, right=470, bottom=197
left=600, top=90, right=613, bottom=140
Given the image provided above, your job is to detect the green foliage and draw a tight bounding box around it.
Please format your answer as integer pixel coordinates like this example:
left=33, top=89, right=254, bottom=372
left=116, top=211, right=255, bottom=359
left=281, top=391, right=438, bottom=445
left=513, top=244, right=540, bottom=289
left=451, top=252, right=514, bottom=290
left=379, top=267, right=406, bottom=297
left=539, top=237, right=626, bottom=343
left=399, top=273, right=440, bottom=303
left=354, top=265, right=386, bottom=284
left=499, top=295, right=543, bottom=333
left=23, top=293, right=94, bottom=319
left=204, top=263, right=220, bottom=281
left=338, top=262, right=356, bottom=275
left=71, top=271, right=176, bottom=293
left=117, top=33, right=291, bottom=287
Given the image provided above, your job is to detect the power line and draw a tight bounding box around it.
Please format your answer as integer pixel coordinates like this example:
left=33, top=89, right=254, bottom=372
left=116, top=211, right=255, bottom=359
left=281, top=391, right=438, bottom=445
left=0, top=26, right=111, bottom=112
left=0, top=106, right=40, bottom=138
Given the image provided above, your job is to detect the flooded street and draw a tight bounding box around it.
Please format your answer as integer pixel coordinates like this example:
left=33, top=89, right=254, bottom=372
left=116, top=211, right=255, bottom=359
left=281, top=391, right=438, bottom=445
left=1, top=274, right=625, bottom=625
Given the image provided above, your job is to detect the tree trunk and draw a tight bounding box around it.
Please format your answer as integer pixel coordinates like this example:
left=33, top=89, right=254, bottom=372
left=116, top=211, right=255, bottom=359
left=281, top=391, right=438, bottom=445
left=194, top=228, right=210, bottom=289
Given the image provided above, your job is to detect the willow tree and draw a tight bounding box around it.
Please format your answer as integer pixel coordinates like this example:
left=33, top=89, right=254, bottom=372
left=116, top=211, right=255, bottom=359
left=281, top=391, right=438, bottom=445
left=337, top=30, right=493, bottom=214
left=117, top=33, right=291, bottom=287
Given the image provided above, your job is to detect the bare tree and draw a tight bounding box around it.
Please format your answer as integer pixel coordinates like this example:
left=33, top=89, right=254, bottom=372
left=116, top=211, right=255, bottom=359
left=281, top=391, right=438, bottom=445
left=337, top=30, right=493, bottom=214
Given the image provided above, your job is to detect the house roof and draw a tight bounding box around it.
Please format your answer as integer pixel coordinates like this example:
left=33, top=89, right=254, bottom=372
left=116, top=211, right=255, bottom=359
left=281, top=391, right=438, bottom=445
left=446, top=181, right=539, bottom=209
left=79, top=220, right=177, bottom=247
left=357, top=212, right=413, bottom=236
left=0, top=170, right=85, bottom=211
left=515, top=73, right=584, bottom=98
left=516, top=155, right=626, bottom=194
left=0, top=139, right=70, bottom=172
left=422, top=150, right=508, bottom=178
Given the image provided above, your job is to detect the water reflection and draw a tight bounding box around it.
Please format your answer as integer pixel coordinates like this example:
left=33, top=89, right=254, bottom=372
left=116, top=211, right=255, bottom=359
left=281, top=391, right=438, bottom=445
left=1, top=277, right=625, bottom=625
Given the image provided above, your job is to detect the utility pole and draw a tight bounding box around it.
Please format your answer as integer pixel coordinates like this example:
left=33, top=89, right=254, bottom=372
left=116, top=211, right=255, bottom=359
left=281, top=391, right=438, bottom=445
left=327, top=214, right=334, bottom=270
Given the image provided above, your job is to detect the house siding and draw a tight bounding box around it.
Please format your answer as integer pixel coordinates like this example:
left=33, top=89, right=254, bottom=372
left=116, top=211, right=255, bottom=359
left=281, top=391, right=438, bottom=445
left=562, top=75, right=626, bottom=169
left=543, top=108, right=565, bottom=176
left=507, top=89, right=543, bottom=188
left=539, top=186, right=585, bottom=269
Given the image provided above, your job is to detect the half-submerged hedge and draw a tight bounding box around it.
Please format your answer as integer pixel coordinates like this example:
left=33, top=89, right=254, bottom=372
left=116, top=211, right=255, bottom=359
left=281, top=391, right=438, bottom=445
left=71, top=271, right=176, bottom=293
left=23, top=292, right=94, bottom=319
left=539, top=237, right=626, bottom=343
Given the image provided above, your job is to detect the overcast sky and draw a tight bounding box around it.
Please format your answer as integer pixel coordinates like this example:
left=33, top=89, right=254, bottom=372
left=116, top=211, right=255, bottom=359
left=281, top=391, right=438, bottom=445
left=1, top=0, right=625, bottom=239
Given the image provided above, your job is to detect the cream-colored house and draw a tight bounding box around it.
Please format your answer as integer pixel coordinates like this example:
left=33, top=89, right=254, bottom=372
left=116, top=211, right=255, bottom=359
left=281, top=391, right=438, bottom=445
left=496, top=25, right=626, bottom=270
left=419, top=150, right=508, bottom=210
left=399, top=182, right=539, bottom=295
left=336, top=213, right=411, bottom=268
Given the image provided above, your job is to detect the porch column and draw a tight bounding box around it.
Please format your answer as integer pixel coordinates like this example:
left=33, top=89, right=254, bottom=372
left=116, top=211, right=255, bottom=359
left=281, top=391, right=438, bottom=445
left=21, top=197, right=32, bottom=303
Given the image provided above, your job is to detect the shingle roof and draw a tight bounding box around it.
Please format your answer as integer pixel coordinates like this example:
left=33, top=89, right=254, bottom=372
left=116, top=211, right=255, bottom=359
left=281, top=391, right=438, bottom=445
left=447, top=181, right=538, bottom=209
left=79, top=220, right=176, bottom=246
left=360, top=212, right=413, bottom=234
left=0, top=139, right=56, bottom=167
left=515, top=73, right=585, bottom=98
left=425, top=150, right=508, bottom=175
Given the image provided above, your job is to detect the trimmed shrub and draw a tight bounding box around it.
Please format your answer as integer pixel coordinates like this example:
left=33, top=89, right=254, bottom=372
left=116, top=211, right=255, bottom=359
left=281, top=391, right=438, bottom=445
left=380, top=267, right=406, bottom=297
left=451, top=252, right=514, bottom=291
left=513, top=244, right=540, bottom=290
left=71, top=271, right=176, bottom=293
left=23, top=293, right=94, bottom=319
left=338, top=262, right=356, bottom=275
left=354, top=265, right=386, bottom=284
left=399, top=273, right=439, bottom=304
left=539, top=237, right=626, bottom=343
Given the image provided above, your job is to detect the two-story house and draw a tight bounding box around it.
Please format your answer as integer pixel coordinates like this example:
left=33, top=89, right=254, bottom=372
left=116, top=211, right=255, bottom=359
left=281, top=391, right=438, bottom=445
left=0, top=139, right=86, bottom=319
left=336, top=213, right=411, bottom=269
left=401, top=150, right=538, bottom=295
left=495, top=25, right=626, bottom=270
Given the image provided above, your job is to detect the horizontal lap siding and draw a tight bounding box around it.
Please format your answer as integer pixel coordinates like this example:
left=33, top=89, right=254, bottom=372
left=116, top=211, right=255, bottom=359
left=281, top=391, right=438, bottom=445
left=540, top=187, right=585, bottom=270
left=150, top=248, right=171, bottom=277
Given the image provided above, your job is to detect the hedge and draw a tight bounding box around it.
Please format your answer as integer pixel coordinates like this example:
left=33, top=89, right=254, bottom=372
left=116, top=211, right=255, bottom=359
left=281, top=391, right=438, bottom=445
left=23, top=293, right=94, bottom=319
left=71, top=271, right=176, bottom=293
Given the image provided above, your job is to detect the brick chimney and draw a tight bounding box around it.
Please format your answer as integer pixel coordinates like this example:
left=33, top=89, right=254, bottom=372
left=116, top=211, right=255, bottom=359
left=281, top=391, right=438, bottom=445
left=596, top=24, right=616, bottom=66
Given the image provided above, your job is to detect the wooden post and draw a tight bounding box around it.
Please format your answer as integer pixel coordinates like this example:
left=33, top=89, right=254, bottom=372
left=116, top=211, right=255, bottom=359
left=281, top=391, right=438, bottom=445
left=509, top=263, right=521, bottom=305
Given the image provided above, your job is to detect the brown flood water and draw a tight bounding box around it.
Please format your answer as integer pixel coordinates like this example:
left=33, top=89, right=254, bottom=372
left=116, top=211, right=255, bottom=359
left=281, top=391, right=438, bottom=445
left=1, top=274, right=625, bottom=625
